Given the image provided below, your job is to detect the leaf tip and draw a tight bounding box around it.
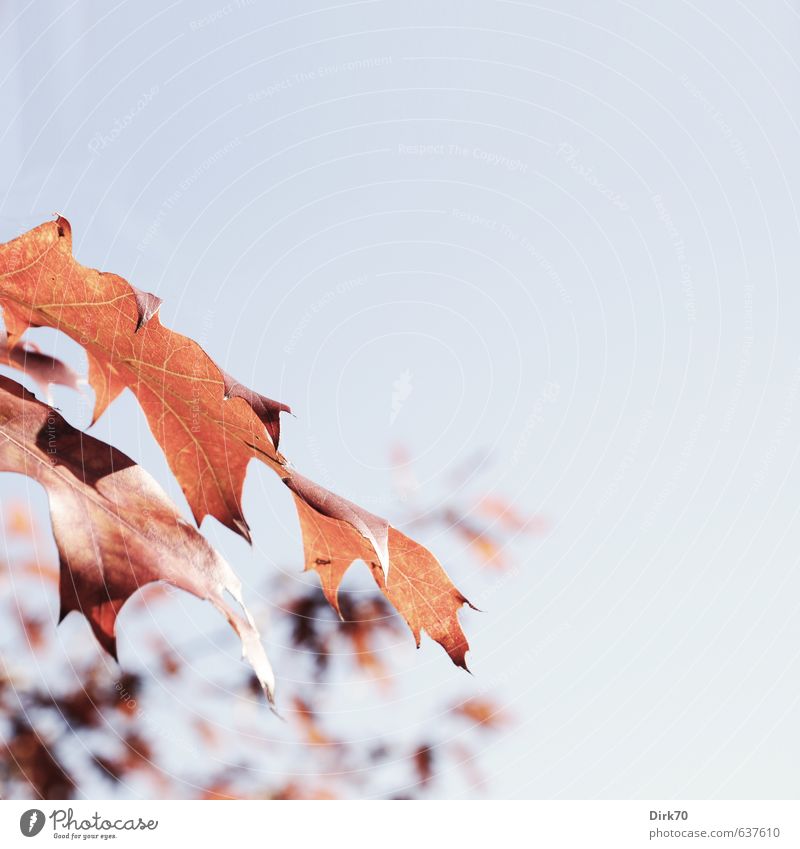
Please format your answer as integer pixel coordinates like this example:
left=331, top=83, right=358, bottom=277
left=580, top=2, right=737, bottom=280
left=131, top=286, right=163, bottom=332
left=53, top=215, right=72, bottom=244
left=463, top=595, right=481, bottom=613
left=231, top=516, right=252, bottom=545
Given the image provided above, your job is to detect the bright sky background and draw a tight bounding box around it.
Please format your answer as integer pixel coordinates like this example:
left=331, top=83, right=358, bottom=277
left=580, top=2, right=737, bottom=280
left=1, top=0, right=799, bottom=799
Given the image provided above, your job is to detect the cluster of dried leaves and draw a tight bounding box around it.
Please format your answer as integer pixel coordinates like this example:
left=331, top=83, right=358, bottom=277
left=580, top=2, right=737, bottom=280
left=0, top=473, right=522, bottom=799
left=0, top=217, right=544, bottom=798
left=0, top=217, right=476, bottom=703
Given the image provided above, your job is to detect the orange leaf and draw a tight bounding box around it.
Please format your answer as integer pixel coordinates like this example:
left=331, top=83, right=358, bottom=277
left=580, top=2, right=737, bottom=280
left=0, top=218, right=473, bottom=678
left=0, top=218, right=287, bottom=540
left=452, top=697, right=509, bottom=728
left=476, top=495, right=546, bottom=534
left=290, top=696, right=333, bottom=746
left=290, top=474, right=475, bottom=669
left=3, top=499, right=34, bottom=536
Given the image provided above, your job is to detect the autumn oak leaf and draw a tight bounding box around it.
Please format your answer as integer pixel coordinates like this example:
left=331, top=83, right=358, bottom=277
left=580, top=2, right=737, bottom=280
left=0, top=217, right=286, bottom=540
left=289, top=475, right=474, bottom=669
left=0, top=375, right=275, bottom=701
left=0, top=217, right=475, bottom=677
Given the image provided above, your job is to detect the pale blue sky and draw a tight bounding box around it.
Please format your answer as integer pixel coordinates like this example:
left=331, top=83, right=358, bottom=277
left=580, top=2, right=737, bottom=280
left=1, top=0, right=799, bottom=799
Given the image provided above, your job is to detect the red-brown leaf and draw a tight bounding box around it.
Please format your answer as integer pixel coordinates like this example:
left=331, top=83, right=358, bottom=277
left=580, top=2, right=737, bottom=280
left=0, top=337, right=81, bottom=397
left=0, top=374, right=275, bottom=700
